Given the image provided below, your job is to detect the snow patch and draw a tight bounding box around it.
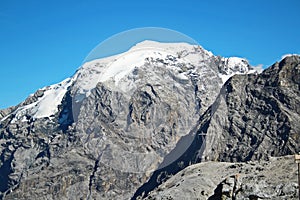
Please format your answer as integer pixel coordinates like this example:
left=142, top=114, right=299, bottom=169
left=226, top=57, right=249, bottom=71
left=218, top=57, right=257, bottom=83
left=32, top=78, right=73, bottom=118
left=98, top=49, right=161, bottom=84
left=73, top=41, right=197, bottom=96
left=219, top=74, right=233, bottom=84
left=6, top=41, right=257, bottom=121
left=9, top=77, right=74, bottom=121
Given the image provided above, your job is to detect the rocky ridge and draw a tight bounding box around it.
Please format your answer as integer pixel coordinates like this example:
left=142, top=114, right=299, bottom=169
left=134, top=56, right=300, bottom=198
left=1, top=41, right=298, bottom=200
left=133, top=55, right=300, bottom=199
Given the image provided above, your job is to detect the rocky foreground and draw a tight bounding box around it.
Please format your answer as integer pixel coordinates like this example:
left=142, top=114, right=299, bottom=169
left=143, top=156, right=298, bottom=200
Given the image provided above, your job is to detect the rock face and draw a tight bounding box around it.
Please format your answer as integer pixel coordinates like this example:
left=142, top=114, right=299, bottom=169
left=202, top=55, right=300, bottom=162
left=0, top=41, right=256, bottom=199
left=143, top=156, right=298, bottom=200
left=0, top=41, right=299, bottom=200
left=133, top=55, right=300, bottom=198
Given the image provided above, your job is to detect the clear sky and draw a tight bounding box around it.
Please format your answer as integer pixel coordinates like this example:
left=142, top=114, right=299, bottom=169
left=0, top=0, right=299, bottom=109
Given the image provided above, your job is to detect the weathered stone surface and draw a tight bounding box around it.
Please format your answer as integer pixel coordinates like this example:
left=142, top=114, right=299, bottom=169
left=1, top=43, right=297, bottom=200
left=134, top=55, right=300, bottom=198
left=201, top=55, right=300, bottom=162
left=143, top=156, right=298, bottom=200
left=0, top=42, right=254, bottom=199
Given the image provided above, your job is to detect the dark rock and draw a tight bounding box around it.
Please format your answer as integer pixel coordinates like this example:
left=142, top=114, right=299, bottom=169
left=134, top=55, right=300, bottom=199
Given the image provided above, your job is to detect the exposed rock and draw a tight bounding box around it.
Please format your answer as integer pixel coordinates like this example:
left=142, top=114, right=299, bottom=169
left=0, top=41, right=254, bottom=199
left=0, top=89, right=46, bottom=121
left=0, top=107, right=15, bottom=120
left=143, top=156, right=298, bottom=200
left=133, top=55, right=300, bottom=198
left=202, top=55, right=300, bottom=162
left=1, top=43, right=297, bottom=200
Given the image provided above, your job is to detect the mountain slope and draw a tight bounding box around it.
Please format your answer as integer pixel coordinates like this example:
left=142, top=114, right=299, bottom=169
left=0, top=41, right=255, bottom=199
left=133, top=55, right=300, bottom=199
left=202, top=55, right=300, bottom=162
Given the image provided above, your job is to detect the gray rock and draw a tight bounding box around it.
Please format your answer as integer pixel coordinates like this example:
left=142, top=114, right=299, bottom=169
left=0, top=42, right=254, bottom=199
left=133, top=55, right=300, bottom=198
left=202, top=55, right=300, bottom=162
left=143, top=156, right=298, bottom=200
left=1, top=52, right=299, bottom=200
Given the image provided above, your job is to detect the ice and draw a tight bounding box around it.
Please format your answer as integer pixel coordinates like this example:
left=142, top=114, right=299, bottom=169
left=216, top=56, right=256, bottom=84
left=4, top=40, right=257, bottom=121
left=219, top=73, right=233, bottom=84
left=98, top=49, right=170, bottom=84
left=74, top=41, right=200, bottom=95
left=32, top=78, right=73, bottom=118
left=9, top=77, right=74, bottom=121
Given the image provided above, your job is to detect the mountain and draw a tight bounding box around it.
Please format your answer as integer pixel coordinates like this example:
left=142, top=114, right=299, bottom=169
left=0, top=41, right=298, bottom=200
left=133, top=55, right=300, bottom=199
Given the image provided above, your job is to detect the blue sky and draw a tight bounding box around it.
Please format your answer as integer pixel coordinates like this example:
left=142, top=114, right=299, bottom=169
left=0, top=0, right=299, bottom=109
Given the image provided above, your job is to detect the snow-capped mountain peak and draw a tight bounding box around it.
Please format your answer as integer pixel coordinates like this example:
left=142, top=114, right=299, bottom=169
left=1, top=41, right=256, bottom=121
left=3, top=77, right=74, bottom=123
left=218, top=57, right=257, bottom=83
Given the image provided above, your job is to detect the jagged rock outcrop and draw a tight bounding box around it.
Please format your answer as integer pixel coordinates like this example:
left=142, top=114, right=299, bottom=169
left=1, top=41, right=298, bottom=200
left=133, top=55, right=300, bottom=199
left=0, top=41, right=255, bottom=199
left=0, top=107, right=15, bottom=120
left=0, top=89, right=46, bottom=121
left=142, top=156, right=298, bottom=200
left=202, top=55, right=300, bottom=162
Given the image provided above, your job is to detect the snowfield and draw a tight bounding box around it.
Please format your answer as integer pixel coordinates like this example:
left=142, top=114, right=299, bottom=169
left=2, top=40, right=257, bottom=121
